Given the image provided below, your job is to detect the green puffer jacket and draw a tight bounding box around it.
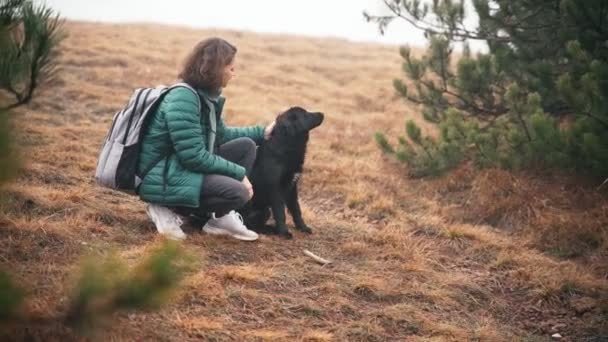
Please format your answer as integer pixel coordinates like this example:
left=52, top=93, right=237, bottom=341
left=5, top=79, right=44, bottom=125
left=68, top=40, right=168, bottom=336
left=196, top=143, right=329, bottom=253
left=137, top=87, right=264, bottom=208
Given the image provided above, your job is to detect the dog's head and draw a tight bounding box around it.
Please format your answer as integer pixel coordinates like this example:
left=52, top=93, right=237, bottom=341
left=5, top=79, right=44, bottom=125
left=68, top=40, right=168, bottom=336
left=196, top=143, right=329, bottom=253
left=272, top=107, right=324, bottom=141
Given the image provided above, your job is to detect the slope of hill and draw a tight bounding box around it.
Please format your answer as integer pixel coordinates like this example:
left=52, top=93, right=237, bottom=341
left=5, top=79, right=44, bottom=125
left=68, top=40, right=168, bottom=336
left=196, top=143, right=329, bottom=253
left=1, top=21, right=606, bottom=341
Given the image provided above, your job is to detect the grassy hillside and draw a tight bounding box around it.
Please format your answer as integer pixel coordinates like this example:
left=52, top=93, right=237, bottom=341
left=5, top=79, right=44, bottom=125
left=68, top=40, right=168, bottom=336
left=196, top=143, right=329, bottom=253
left=1, top=21, right=606, bottom=341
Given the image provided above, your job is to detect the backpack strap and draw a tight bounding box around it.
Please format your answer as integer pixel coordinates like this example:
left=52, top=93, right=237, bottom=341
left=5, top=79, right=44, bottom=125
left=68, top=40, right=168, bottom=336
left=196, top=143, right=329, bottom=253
left=170, top=82, right=201, bottom=109
left=171, top=82, right=216, bottom=153
left=138, top=148, right=172, bottom=181
left=200, top=96, right=217, bottom=154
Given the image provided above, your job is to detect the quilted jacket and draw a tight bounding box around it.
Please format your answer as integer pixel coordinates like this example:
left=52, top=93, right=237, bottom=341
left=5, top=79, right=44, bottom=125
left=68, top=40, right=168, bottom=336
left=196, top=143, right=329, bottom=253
left=137, top=87, right=264, bottom=208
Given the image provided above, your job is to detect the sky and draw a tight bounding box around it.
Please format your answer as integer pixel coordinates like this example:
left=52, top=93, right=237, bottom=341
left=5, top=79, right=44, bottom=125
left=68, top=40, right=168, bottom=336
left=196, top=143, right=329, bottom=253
left=41, top=0, right=483, bottom=49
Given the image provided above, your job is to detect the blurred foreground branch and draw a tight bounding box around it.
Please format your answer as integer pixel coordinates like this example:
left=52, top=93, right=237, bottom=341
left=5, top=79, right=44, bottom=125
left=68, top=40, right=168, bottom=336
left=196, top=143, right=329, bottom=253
left=1, top=240, right=191, bottom=335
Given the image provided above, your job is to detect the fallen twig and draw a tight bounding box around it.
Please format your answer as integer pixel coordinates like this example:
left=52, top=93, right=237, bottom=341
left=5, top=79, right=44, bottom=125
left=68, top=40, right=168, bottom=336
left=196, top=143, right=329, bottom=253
left=303, top=249, right=331, bottom=265
left=597, top=177, right=608, bottom=191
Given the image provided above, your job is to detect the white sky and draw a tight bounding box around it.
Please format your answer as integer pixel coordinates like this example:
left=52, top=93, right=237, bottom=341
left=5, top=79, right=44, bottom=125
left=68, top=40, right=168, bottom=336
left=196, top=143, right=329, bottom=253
left=41, top=0, right=483, bottom=49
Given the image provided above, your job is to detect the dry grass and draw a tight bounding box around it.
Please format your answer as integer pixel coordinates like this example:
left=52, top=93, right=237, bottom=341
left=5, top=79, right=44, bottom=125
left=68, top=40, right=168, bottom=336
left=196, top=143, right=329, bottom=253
left=0, top=21, right=607, bottom=341
left=429, top=166, right=608, bottom=274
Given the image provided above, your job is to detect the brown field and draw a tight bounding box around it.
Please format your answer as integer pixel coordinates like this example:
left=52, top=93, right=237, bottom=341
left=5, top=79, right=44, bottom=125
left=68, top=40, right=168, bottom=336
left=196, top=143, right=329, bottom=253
left=1, top=21, right=607, bottom=341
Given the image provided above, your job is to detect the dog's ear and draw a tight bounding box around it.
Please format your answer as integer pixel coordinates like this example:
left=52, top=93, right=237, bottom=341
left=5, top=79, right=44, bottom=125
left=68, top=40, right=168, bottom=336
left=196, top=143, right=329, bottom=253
left=273, top=116, right=297, bottom=138
left=284, top=120, right=298, bottom=136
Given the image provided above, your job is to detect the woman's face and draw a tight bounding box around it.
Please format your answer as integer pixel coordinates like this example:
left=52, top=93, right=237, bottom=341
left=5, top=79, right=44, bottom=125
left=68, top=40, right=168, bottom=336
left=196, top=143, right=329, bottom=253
left=222, top=57, right=236, bottom=88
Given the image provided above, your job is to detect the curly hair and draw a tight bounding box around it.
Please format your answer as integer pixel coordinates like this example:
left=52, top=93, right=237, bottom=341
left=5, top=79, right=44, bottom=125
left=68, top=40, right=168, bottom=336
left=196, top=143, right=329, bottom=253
left=178, top=37, right=237, bottom=91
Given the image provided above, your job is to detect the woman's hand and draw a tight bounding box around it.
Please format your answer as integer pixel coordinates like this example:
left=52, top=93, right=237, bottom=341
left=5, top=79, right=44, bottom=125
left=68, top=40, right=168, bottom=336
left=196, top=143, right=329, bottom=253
left=242, top=176, right=254, bottom=199
left=264, top=120, right=276, bottom=140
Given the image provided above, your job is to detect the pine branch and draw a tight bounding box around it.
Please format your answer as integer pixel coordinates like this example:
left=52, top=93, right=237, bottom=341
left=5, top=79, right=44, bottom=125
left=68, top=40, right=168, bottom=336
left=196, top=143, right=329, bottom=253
left=0, top=0, right=22, bottom=17
left=513, top=110, right=533, bottom=142
left=0, top=101, right=25, bottom=111
left=375, top=0, right=512, bottom=42
left=5, top=83, right=20, bottom=99
left=0, top=1, right=64, bottom=110
left=579, top=111, right=608, bottom=130
left=580, top=3, right=608, bottom=37
left=417, top=78, right=507, bottom=117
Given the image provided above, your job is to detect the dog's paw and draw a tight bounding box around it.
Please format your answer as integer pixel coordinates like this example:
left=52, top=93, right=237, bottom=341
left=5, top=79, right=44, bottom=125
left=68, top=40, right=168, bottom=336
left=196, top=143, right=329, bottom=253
left=296, top=225, right=313, bottom=234
left=277, top=230, right=293, bottom=239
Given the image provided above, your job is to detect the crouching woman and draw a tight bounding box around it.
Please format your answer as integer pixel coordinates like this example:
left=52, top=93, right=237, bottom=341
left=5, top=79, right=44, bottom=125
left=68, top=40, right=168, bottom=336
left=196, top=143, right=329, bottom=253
left=137, top=37, right=274, bottom=241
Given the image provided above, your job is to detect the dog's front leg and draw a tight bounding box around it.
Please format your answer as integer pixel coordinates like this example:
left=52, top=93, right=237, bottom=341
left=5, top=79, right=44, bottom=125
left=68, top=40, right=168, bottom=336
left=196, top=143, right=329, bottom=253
left=285, top=183, right=312, bottom=234
left=243, top=207, right=271, bottom=233
left=270, top=191, right=293, bottom=239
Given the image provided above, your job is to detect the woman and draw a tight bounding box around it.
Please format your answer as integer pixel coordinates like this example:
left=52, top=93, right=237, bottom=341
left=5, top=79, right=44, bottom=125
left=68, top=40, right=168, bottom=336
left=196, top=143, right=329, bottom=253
left=137, top=38, right=274, bottom=241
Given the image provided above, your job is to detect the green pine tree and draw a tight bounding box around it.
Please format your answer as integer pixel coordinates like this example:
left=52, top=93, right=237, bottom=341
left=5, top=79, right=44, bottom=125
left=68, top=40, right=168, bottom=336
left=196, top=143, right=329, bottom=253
left=366, top=0, right=608, bottom=177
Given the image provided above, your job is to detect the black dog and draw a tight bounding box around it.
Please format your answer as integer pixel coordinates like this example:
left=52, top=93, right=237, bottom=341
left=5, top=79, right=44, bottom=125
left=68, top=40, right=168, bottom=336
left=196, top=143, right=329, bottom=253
left=240, top=107, right=324, bottom=239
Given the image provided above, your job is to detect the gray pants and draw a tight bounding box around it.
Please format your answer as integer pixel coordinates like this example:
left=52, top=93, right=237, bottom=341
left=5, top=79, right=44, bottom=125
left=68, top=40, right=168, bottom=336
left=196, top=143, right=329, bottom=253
left=175, top=137, right=256, bottom=217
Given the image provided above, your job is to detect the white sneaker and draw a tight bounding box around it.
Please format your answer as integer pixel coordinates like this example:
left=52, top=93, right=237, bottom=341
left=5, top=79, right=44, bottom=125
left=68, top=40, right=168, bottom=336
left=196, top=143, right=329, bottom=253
left=146, top=204, right=186, bottom=240
left=202, top=210, right=259, bottom=241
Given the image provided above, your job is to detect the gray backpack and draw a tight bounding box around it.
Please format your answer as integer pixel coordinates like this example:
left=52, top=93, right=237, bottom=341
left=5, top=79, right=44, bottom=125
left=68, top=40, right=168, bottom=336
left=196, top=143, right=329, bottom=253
left=95, top=82, right=200, bottom=194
